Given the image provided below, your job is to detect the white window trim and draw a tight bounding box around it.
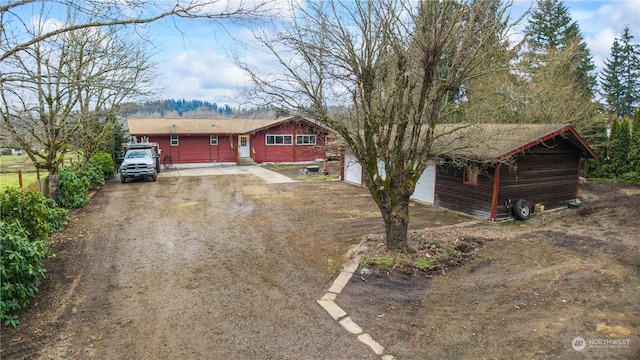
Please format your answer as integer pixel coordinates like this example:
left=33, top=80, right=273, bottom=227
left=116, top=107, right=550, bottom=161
left=266, top=134, right=293, bottom=145
left=170, top=134, right=179, bottom=146
left=210, top=135, right=218, bottom=146
left=296, top=134, right=317, bottom=145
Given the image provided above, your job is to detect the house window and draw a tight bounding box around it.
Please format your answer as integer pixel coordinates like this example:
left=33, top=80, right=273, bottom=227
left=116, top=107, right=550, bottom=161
left=210, top=135, right=218, bottom=146
left=296, top=134, right=316, bottom=145
left=170, top=135, right=179, bottom=146
left=266, top=134, right=293, bottom=145
left=463, top=164, right=479, bottom=186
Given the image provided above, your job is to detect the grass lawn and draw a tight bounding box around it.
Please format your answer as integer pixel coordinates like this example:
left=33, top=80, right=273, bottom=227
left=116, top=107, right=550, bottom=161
left=0, top=153, right=79, bottom=190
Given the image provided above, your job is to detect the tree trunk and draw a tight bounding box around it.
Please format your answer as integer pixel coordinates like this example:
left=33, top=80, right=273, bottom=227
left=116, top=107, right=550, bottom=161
left=48, top=171, right=60, bottom=203
left=381, top=195, right=410, bottom=251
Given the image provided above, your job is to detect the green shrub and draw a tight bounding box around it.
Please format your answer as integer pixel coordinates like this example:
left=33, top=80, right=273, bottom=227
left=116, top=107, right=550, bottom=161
left=0, top=189, right=66, bottom=328
left=72, top=160, right=104, bottom=190
left=91, top=151, right=116, bottom=180
left=58, top=167, right=89, bottom=208
left=0, top=188, right=68, bottom=243
left=1, top=221, right=49, bottom=327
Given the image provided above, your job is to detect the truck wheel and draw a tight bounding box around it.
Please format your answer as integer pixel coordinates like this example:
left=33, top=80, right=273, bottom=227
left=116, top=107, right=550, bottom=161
left=152, top=174, right=157, bottom=181
left=121, top=175, right=126, bottom=183
left=513, top=199, right=531, bottom=220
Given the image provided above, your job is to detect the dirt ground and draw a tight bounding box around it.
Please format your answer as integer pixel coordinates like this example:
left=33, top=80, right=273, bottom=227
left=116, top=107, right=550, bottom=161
left=1, top=167, right=638, bottom=359
left=339, top=181, right=640, bottom=359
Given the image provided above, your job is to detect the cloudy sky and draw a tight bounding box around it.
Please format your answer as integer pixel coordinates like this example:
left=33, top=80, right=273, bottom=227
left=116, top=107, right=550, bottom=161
left=150, top=1, right=640, bottom=106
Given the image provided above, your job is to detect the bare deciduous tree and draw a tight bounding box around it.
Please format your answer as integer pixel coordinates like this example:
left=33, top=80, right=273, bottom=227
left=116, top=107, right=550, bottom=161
left=238, top=0, right=519, bottom=250
left=1, top=0, right=273, bottom=200
left=66, top=26, right=156, bottom=161
left=1, top=23, right=156, bottom=198
left=0, top=0, right=275, bottom=62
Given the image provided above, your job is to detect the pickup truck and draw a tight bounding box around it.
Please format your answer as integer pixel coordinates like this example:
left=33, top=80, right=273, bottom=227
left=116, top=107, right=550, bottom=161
left=120, top=147, right=158, bottom=183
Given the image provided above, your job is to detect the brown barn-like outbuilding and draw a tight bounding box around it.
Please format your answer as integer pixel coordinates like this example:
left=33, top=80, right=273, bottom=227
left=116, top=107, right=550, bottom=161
left=342, top=124, right=597, bottom=221
left=435, top=124, right=596, bottom=220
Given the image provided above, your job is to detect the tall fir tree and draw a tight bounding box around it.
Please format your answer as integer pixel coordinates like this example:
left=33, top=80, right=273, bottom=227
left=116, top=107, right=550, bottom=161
left=600, top=26, right=640, bottom=119
left=630, top=109, right=640, bottom=173
left=525, top=0, right=596, bottom=97
left=581, top=114, right=609, bottom=178
left=608, top=117, right=631, bottom=176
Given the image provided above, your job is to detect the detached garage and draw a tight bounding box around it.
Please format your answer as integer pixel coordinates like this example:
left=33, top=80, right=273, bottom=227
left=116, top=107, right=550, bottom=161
left=411, top=163, right=437, bottom=205
left=341, top=124, right=596, bottom=221
left=343, top=153, right=363, bottom=185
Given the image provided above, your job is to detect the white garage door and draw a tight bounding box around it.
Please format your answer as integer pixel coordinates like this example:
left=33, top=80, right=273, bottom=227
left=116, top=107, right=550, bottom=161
left=344, top=153, right=363, bottom=185
left=411, top=164, right=436, bottom=205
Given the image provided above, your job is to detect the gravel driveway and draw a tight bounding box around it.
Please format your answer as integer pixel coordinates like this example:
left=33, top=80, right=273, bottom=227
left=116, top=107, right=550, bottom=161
left=2, top=167, right=469, bottom=359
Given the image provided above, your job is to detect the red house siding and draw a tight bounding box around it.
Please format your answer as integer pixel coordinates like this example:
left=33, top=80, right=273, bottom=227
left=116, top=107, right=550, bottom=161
left=217, top=136, right=237, bottom=162
left=135, top=119, right=328, bottom=165
left=180, top=135, right=210, bottom=163
left=253, top=123, right=326, bottom=163
left=148, top=135, right=235, bottom=164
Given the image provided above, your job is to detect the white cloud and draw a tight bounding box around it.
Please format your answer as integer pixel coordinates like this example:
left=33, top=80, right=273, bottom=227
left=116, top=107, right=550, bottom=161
left=569, top=1, right=640, bottom=71
left=157, top=49, right=252, bottom=104
left=31, top=17, right=64, bottom=34
left=153, top=0, right=640, bottom=101
left=588, top=27, right=618, bottom=68
left=176, top=0, right=302, bottom=20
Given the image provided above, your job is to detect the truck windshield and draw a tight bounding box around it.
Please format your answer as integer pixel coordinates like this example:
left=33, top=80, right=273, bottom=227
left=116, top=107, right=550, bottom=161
left=125, top=150, right=150, bottom=159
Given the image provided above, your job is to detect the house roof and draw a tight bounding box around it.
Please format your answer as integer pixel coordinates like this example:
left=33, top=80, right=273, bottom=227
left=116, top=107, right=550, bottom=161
left=434, top=123, right=596, bottom=161
left=336, top=123, right=596, bottom=161
left=127, top=116, right=327, bottom=136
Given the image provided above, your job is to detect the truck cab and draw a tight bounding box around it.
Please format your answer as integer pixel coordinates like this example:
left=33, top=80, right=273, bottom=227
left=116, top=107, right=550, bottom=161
left=119, top=137, right=161, bottom=183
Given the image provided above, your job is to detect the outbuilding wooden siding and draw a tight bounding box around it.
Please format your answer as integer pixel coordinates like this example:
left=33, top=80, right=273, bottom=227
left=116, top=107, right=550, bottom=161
left=435, top=165, right=496, bottom=220
left=436, top=139, right=582, bottom=221
left=340, top=123, right=595, bottom=221
left=493, top=140, right=581, bottom=220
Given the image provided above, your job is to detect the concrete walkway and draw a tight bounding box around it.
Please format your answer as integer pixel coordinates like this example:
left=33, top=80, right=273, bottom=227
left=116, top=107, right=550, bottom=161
left=158, top=165, right=297, bottom=184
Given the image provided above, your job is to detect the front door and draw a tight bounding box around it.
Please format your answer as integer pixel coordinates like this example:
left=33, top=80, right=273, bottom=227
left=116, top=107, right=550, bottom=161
left=238, top=135, right=250, bottom=157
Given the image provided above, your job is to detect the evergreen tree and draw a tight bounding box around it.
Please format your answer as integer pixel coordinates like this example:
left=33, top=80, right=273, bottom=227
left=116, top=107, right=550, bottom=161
left=630, top=109, right=640, bottom=173
left=608, top=117, right=631, bottom=176
left=581, top=114, right=608, bottom=178
left=600, top=26, right=640, bottom=119
left=601, top=38, right=626, bottom=118
left=524, top=0, right=597, bottom=97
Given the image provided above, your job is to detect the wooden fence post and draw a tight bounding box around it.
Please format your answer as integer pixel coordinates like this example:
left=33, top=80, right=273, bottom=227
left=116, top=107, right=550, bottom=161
left=36, top=168, right=41, bottom=192
left=18, top=170, right=23, bottom=190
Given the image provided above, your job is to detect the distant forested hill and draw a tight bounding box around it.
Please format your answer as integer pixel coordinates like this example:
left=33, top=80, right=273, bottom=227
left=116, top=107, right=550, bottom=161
left=122, top=99, right=276, bottom=119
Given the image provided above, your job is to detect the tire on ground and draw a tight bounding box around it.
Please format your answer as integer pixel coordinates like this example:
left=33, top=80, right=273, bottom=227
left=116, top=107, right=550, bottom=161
left=513, top=199, right=531, bottom=220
